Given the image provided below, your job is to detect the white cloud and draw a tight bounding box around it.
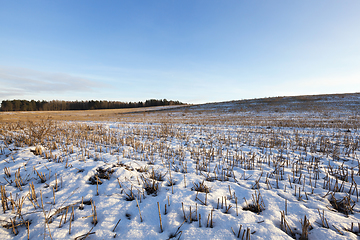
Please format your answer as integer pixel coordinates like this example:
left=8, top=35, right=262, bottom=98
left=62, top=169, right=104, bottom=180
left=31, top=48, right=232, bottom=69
left=0, top=66, right=103, bottom=99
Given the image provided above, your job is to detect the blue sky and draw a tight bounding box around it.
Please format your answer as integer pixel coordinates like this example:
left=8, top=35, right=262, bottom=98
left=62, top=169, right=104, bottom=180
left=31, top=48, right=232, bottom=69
left=1, top=1, right=359, bottom=104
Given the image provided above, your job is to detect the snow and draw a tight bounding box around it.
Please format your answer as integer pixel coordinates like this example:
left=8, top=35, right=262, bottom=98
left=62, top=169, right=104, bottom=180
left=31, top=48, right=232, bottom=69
left=0, top=118, right=360, bottom=240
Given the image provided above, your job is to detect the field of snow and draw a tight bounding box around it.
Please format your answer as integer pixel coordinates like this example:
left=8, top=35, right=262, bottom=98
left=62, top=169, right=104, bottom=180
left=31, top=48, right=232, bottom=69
left=0, top=113, right=360, bottom=240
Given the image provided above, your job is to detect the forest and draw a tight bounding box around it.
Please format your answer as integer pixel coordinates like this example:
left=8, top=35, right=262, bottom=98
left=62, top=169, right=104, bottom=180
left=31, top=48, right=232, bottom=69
left=0, top=99, right=184, bottom=111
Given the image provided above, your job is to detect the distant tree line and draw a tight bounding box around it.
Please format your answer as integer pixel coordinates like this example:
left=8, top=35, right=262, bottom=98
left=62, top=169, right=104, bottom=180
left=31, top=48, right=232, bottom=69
left=0, top=99, right=184, bottom=111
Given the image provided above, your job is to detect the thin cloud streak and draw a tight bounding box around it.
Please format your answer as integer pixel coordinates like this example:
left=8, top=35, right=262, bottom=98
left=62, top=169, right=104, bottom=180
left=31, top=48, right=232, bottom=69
left=0, top=66, right=104, bottom=100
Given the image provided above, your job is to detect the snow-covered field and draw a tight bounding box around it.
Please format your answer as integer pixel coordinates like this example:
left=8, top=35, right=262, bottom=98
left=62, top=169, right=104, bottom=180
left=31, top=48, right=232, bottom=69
left=1, top=105, right=360, bottom=239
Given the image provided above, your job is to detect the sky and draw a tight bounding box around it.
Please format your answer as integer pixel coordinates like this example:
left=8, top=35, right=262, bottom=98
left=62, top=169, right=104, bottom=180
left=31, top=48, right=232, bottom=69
left=0, top=1, right=359, bottom=104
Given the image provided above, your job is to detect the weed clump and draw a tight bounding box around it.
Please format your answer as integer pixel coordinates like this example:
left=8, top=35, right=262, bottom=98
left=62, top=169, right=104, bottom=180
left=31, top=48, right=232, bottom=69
left=136, top=166, right=148, bottom=173
left=166, top=179, right=176, bottom=186
left=142, top=176, right=160, bottom=195
left=30, top=146, right=43, bottom=156
left=124, top=189, right=136, bottom=201
left=329, top=194, right=355, bottom=215
left=149, top=168, right=166, bottom=181
left=191, top=180, right=210, bottom=193
left=88, top=167, right=114, bottom=185
left=243, top=190, right=265, bottom=214
left=300, top=215, right=312, bottom=240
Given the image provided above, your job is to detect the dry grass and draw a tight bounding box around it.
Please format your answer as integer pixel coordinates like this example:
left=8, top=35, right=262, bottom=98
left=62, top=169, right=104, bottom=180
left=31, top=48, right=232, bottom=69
left=0, top=105, right=184, bottom=123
